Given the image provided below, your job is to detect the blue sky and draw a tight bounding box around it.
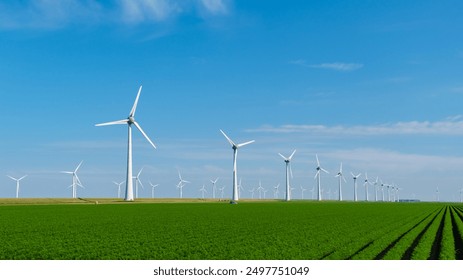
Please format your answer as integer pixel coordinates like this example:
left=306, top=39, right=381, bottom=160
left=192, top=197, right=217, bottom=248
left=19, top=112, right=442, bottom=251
left=1, top=0, right=463, bottom=201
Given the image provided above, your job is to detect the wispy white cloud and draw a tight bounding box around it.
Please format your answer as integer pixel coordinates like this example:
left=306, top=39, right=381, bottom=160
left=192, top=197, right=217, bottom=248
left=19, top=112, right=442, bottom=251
left=0, top=0, right=232, bottom=29
left=247, top=118, right=463, bottom=136
left=290, top=60, right=364, bottom=72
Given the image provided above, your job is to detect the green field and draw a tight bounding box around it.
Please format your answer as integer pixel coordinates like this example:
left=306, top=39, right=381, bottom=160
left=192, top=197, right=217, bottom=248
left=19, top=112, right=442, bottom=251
left=0, top=199, right=462, bottom=260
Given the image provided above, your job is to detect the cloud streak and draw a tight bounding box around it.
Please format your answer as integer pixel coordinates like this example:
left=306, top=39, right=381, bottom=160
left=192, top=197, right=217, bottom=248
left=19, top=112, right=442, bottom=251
left=0, top=0, right=232, bottom=30
left=247, top=118, right=463, bottom=136
left=290, top=60, right=363, bottom=72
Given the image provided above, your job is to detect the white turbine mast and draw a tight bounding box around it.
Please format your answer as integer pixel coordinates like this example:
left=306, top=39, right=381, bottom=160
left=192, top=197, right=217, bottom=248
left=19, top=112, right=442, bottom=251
left=373, top=177, right=379, bottom=202
left=7, top=175, right=27, bottom=198
left=96, top=86, right=156, bottom=201
left=61, top=161, right=84, bottom=199
left=351, top=172, right=361, bottom=202
left=220, top=129, right=255, bottom=204
left=315, top=154, right=329, bottom=201
left=279, top=149, right=296, bottom=202
left=335, top=162, right=346, bottom=201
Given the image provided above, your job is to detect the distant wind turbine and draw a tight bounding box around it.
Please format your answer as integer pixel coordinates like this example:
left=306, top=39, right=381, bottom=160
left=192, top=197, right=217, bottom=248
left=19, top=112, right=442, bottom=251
left=279, top=149, right=296, bottom=202
left=220, top=129, right=255, bottom=204
left=177, top=170, right=190, bottom=198
left=133, top=167, right=144, bottom=199
left=96, top=86, right=156, bottom=201
left=210, top=178, right=219, bottom=199
left=199, top=185, right=207, bottom=199
left=364, top=172, right=372, bottom=201
left=335, top=162, right=346, bottom=201
left=315, top=154, right=329, bottom=201
left=113, top=181, right=124, bottom=198
left=351, top=172, right=361, bottom=202
left=61, top=161, right=84, bottom=199
left=273, top=183, right=280, bottom=199
left=149, top=182, right=159, bottom=198
left=7, top=175, right=27, bottom=198
left=300, top=185, right=307, bottom=199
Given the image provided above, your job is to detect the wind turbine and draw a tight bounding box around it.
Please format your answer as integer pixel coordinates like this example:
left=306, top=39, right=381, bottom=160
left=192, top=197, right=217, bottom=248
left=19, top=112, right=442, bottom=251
left=249, top=188, right=256, bottom=199
left=61, top=161, right=84, bottom=199
left=219, top=186, right=226, bottom=199
left=7, top=175, right=27, bottom=198
left=133, top=167, right=144, bottom=198
left=273, top=183, right=280, bottom=199
left=113, top=181, right=124, bottom=198
left=238, top=178, right=245, bottom=198
left=459, top=188, right=463, bottom=203
left=436, top=186, right=440, bottom=202
left=149, top=182, right=159, bottom=198
left=257, top=180, right=264, bottom=199
left=177, top=170, right=190, bottom=198
left=220, top=129, right=255, bottom=203
left=315, top=154, right=329, bottom=201
left=300, top=185, right=307, bottom=199
left=364, top=172, right=372, bottom=201
left=279, top=149, right=296, bottom=202
left=351, top=172, right=361, bottom=202
left=335, top=162, right=346, bottom=201
left=373, top=177, right=379, bottom=202
left=210, top=178, right=219, bottom=199
left=199, top=185, right=207, bottom=199
left=95, top=86, right=156, bottom=201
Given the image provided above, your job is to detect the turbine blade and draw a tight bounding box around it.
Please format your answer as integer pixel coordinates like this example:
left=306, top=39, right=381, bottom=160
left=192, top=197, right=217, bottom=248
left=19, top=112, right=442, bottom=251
left=61, top=171, right=73, bottom=174
left=220, top=129, right=236, bottom=147
left=75, top=161, right=83, bottom=172
left=237, top=140, right=255, bottom=148
left=278, top=153, right=288, bottom=161
left=289, top=162, right=293, bottom=178
left=133, top=121, right=157, bottom=149
left=289, top=149, right=296, bottom=160
left=321, top=168, right=329, bottom=174
left=130, top=85, right=143, bottom=117
left=137, top=167, right=144, bottom=177
left=18, top=175, right=27, bottom=181
left=342, top=175, right=347, bottom=183
left=95, top=119, right=128, bottom=126
left=316, top=154, right=320, bottom=167
left=7, top=175, right=17, bottom=180
left=314, top=170, right=320, bottom=179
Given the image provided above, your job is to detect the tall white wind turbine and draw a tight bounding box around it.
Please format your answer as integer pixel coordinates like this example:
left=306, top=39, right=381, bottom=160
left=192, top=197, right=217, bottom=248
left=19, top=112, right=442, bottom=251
left=95, top=86, right=156, bottom=201
left=315, top=154, right=329, bottom=201
left=7, top=175, right=27, bottom=198
left=279, top=149, right=296, bottom=202
left=61, top=161, right=84, bottom=199
left=220, top=129, right=255, bottom=203
left=335, top=162, right=346, bottom=201
left=199, top=185, right=207, bottom=199
left=351, top=172, right=361, bottom=202
left=177, top=170, right=190, bottom=199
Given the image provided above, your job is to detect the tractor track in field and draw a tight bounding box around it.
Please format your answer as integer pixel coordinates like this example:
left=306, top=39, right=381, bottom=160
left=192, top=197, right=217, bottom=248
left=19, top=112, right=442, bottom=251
left=428, top=206, right=447, bottom=260
left=451, top=206, right=463, bottom=260
left=400, top=207, right=444, bottom=260
left=373, top=208, right=441, bottom=260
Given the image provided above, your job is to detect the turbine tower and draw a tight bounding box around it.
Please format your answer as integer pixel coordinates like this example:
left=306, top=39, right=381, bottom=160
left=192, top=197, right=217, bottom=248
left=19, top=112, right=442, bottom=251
left=96, top=86, right=156, bottom=201
left=315, top=154, right=329, bottom=201
left=279, top=149, right=296, bottom=202
left=335, top=162, right=346, bottom=201
left=220, top=129, right=255, bottom=204
left=7, top=175, right=27, bottom=198
left=351, top=172, right=361, bottom=202
left=61, top=161, right=84, bottom=199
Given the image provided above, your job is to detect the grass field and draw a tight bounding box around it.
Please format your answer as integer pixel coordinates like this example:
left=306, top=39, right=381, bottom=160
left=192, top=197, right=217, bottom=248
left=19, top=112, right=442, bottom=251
left=0, top=199, right=461, bottom=260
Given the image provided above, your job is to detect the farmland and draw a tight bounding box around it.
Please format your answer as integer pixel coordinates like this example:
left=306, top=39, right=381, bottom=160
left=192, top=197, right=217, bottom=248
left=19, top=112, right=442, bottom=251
left=0, top=199, right=461, bottom=260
